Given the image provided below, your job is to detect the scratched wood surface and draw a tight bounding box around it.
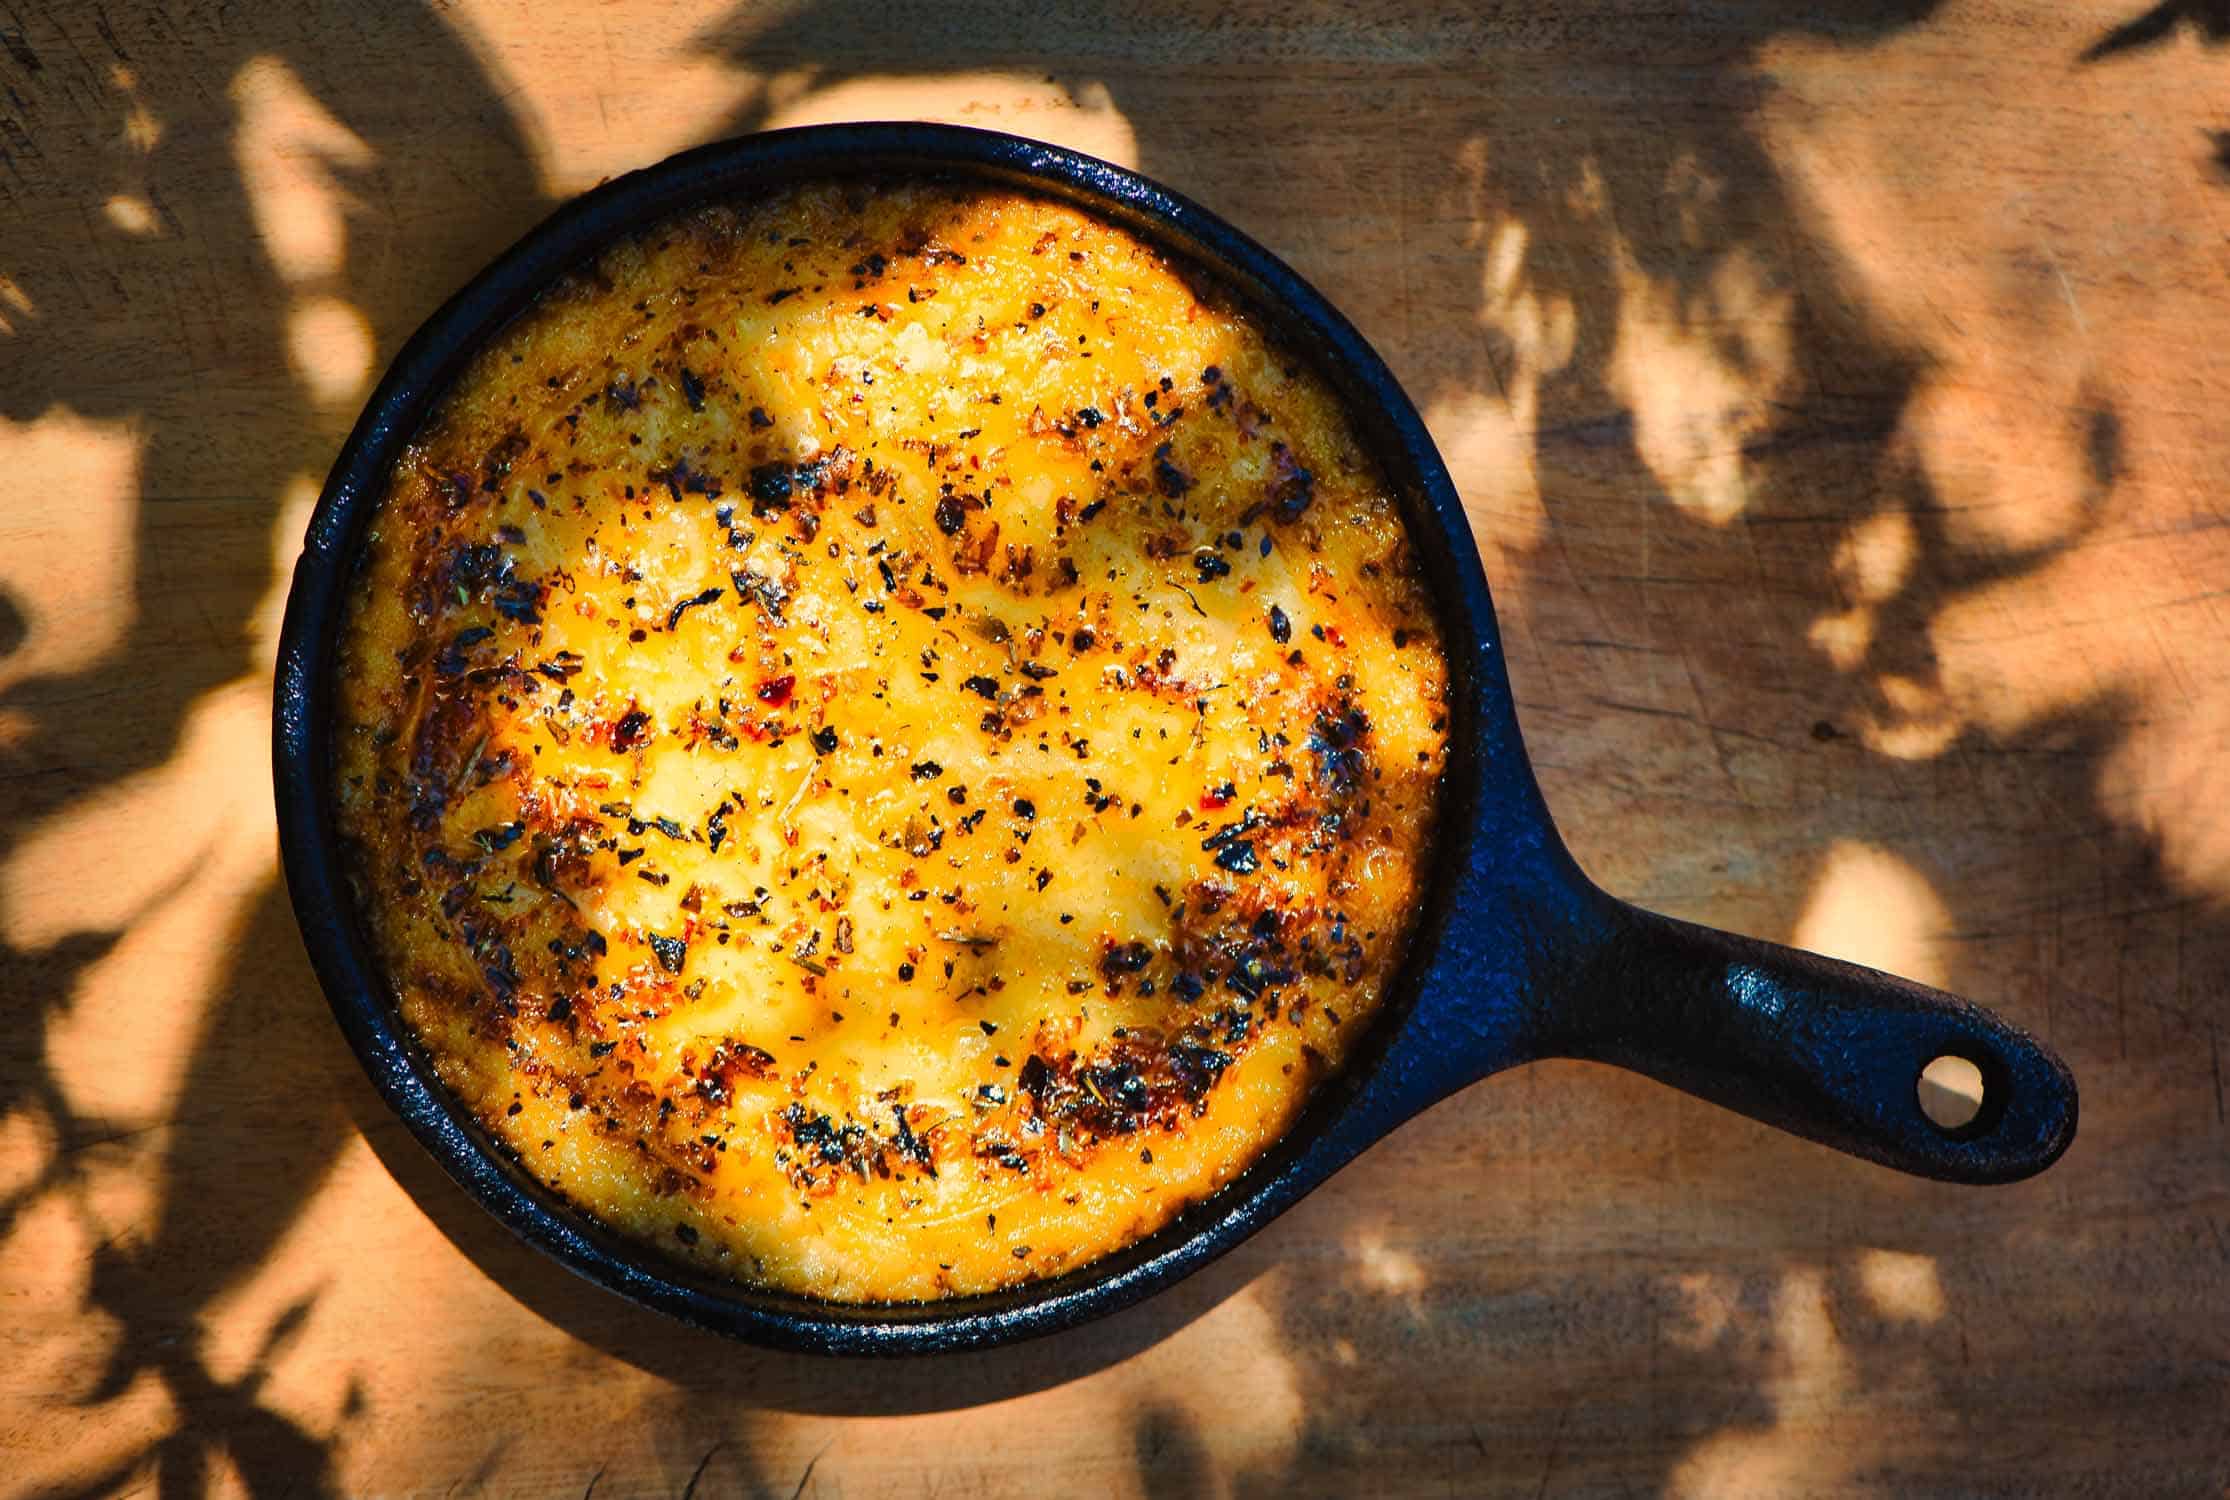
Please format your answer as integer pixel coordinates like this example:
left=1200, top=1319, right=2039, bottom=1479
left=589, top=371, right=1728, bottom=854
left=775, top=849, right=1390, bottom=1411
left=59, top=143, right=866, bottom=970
left=3, top=1, right=2228, bottom=1495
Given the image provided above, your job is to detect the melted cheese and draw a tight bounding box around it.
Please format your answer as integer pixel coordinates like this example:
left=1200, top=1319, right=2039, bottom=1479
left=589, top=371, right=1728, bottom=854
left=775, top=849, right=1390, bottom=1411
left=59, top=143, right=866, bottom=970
left=332, top=181, right=1448, bottom=1301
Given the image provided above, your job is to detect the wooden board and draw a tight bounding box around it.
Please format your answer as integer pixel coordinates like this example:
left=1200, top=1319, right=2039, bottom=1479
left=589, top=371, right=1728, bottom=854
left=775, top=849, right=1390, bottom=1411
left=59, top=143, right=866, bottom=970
left=2, top=1, right=2226, bottom=1493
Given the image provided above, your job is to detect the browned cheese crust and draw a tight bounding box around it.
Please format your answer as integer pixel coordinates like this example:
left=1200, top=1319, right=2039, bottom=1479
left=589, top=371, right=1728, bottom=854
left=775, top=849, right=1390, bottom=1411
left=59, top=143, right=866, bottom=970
left=331, top=180, right=1449, bottom=1301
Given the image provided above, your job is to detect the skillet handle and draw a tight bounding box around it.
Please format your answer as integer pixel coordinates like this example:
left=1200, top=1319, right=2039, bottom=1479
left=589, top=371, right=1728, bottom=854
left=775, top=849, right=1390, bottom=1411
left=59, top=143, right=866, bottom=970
left=1531, top=898, right=2077, bottom=1184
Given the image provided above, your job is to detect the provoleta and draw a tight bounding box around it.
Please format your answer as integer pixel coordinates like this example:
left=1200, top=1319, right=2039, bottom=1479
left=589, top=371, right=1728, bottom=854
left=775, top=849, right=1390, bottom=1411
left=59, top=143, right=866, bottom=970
left=331, top=180, right=1449, bottom=1301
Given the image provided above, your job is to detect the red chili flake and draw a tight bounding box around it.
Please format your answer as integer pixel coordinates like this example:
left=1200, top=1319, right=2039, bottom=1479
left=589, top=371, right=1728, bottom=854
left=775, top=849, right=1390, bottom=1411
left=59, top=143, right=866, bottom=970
left=1199, top=786, right=1233, bottom=811
left=756, top=674, right=796, bottom=707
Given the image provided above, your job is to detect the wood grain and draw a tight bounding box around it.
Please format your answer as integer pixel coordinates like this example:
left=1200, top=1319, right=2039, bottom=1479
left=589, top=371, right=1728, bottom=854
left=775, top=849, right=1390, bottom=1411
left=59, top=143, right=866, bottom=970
left=2, top=1, right=2226, bottom=1494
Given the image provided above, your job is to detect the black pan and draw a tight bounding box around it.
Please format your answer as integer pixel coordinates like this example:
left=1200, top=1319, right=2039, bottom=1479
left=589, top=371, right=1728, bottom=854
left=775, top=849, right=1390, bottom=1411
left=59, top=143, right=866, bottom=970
left=273, top=123, right=2078, bottom=1355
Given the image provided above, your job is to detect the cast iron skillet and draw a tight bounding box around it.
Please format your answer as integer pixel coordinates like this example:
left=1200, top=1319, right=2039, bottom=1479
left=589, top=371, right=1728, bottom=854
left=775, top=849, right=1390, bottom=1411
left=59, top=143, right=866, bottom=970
left=273, top=123, right=2078, bottom=1355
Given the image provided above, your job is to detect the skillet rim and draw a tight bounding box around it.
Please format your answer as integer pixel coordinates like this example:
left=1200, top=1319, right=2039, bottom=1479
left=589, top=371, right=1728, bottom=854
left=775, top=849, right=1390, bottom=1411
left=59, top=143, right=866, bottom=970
left=272, top=121, right=1534, bottom=1354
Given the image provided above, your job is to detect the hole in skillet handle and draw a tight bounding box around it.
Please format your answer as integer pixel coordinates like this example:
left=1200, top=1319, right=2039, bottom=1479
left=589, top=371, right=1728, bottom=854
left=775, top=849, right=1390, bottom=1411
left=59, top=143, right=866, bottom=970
left=1918, top=1051, right=1997, bottom=1138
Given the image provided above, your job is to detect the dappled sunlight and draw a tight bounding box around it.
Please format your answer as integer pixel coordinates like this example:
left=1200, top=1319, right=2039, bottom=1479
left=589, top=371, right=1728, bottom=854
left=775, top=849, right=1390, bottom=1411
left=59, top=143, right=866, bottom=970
left=2103, top=693, right=2230, bottom=901
left=760, top=73, right=1139, bottom=166
left=1919, top=527, right=2230, bottom=906
left=230, top=57, right=373, bottom=289
left=1425, top=213, right=1560, bottom=556
left=1807, top=608, right=1874, bottom=675
left=1667, top=1267, right=1853, bottom=1496
left=175, top=1135, right=506, bottom=1485
left=1898, top=380, right=2109, bottom=558
left=1349, top=1228, right=1431, bottom=1320
left=1807, top=513, right=1916, bottom=674
left=27, top=737, right=269, bottom=1150
left=465, top=1, right=1144, bottom=198
left=102, top=194, right=164, bottom=238
left=252, top=478, right=327, bottom=665
left=191, top=1158, right=388, bottom=1438
left=1751, top=0, right=2230, bottom=894
left=1856, top=671, right=1966, bottom=762
left=1665, top=1270, right=1741, bottom=1351
left=286, top=297, right=375, bottom=410
left=1855, top=1248, right=1946, bottom=1324
left=94, top=65, right=170, bottom=249
left=1607, top=240, right=1796, bottom=528
left=0, top=1106, right=56, bottom=1206
left=1869, top=501, right=2230, bottom=895
left=1834, top=511, right=1917, bottom=606
left=1426, top=387, right=1545, bottom=556
left=110, top=63, right=164, bottom=152
left=1660, top=1251, right=1958, bottom=1494
left=235, top=61, right=382, bottom=414
left=0, top=676, right=269, bottom=952
left=1123, top=1277, right=1308, bottom=1484
left=1477, top=220, right=1580, bottom=425
left=1788, top=839, right=1954, bottom=987
left=4, top=1190, right=117, bottom=1391
left=0, top=276, right=34, bottom=338
left=1765, top=1267, right=1854, bottom=1415
left=0, top=411, right=140, bottom=695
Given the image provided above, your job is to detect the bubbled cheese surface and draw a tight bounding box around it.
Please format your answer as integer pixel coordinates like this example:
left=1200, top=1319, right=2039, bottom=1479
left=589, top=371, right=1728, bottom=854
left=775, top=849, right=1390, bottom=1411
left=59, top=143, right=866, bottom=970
left=331, top=180, right=1448, bottom=1301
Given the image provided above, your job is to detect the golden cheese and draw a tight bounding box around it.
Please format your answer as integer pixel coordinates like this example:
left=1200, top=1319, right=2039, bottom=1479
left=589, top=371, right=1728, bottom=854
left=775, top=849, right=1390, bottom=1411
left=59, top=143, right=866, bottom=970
left=331, top=180, right=1448, bottom=1302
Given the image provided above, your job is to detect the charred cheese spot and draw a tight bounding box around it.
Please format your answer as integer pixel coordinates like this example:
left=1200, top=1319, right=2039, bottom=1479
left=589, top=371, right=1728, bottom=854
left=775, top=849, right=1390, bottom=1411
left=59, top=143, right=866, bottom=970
left=331, top=181, right=1449, bottom=1302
